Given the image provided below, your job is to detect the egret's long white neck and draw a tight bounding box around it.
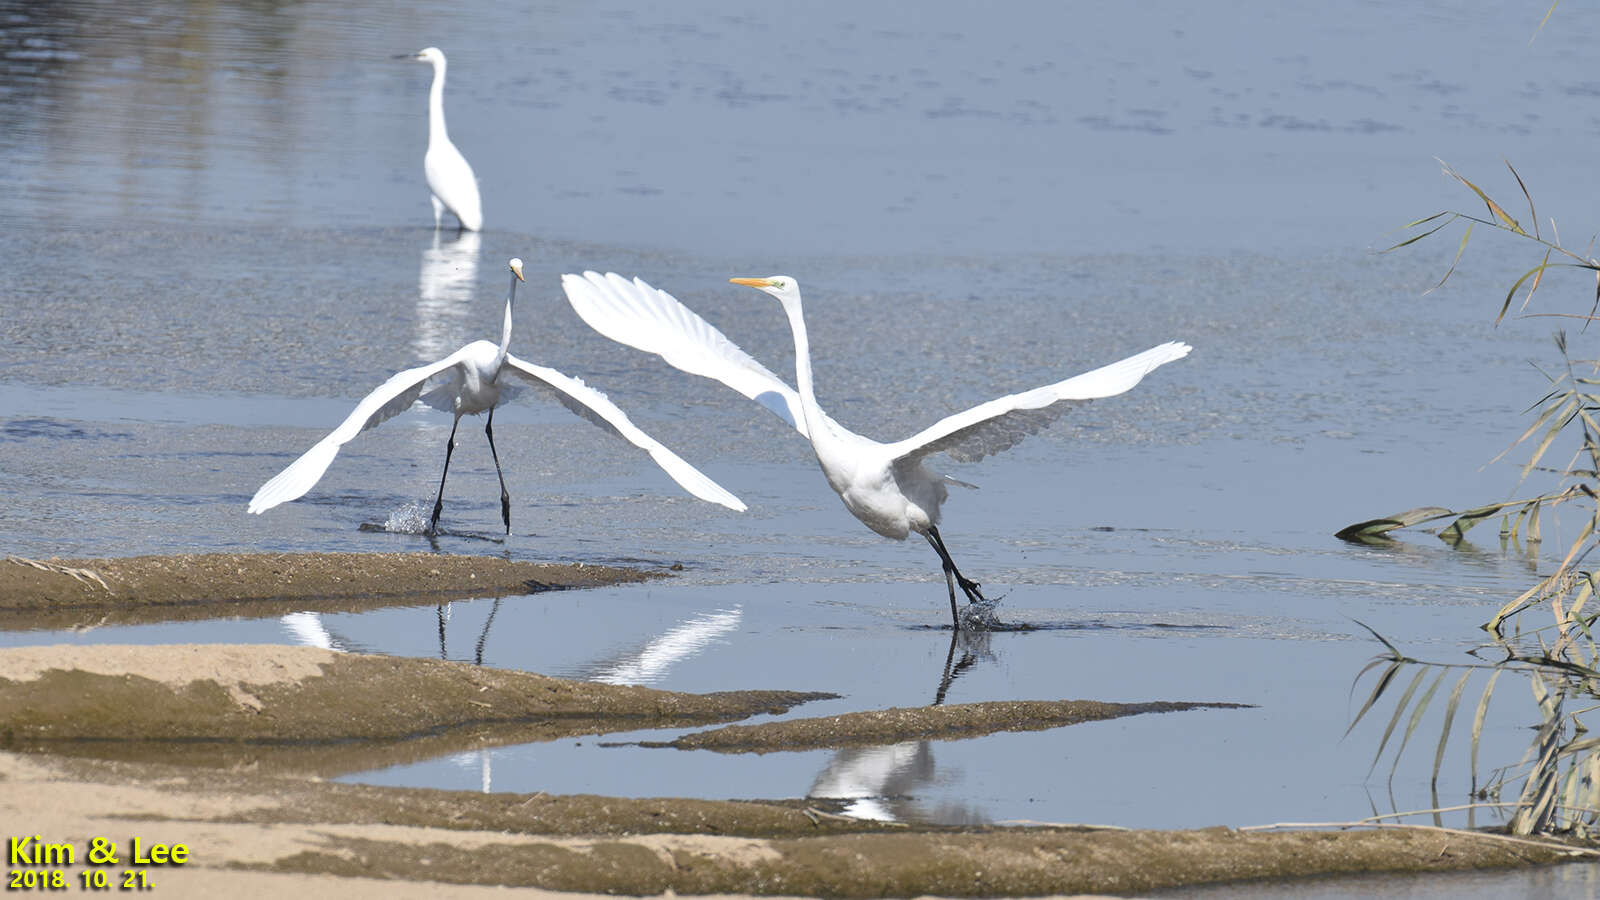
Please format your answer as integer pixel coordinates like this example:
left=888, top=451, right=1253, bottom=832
left=494, top=269, right=516, bottom=372
left=777, top=291, right=827, bottom=442
left=427, top=55, right=449, bottom=148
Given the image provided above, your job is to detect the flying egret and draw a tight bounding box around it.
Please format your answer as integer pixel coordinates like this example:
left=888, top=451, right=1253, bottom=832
left=397, top=47, right=483, bottom=232
left=561, top=271, right=1191, bottom=629
left=249, top=259, right=746, bottom=535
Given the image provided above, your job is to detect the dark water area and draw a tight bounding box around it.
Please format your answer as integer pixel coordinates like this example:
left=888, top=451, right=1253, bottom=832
left=4, top=3, right=1600, bottom=895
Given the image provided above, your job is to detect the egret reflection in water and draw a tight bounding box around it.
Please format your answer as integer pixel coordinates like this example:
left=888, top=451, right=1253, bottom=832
left=450, top=748, right=495, bottom=794
left=415, top=229, right=481, bottom=362
left=440, top=605, right=745, bottom=794
left=432, top=597, right=503, bottom=664
left=807, top=629, right=995, bottom=823
left=808, top=741, right=988, bottom=825
left=280, top=611, right=351, bottom=652
left=589, top=607, right=743, bottom=686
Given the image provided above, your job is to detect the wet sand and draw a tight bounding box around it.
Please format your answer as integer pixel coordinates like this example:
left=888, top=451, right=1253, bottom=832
left=1, top=556, right=1595, bottom=896
left=646, top=698, right=1253, bottom=753
left=0, top=552, right=658, bottom=631
left=2, top=748, right=1586, bottom=898
left=0, top=644, right=836, bottom=776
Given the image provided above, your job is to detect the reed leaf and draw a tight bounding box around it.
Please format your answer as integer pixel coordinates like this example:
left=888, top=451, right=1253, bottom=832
left=1471, top=668, right=1502, bottom=793
left=1382, top=212, right=1458, bottom=252
left=1444, top=500, right=1531, bottom=541
left=1520, top=393, right=1582, bottom=479
left=1430, top=221, right=1474, bottom=293
left=1501, top=264, right=1588, bottom=324
left=1391, top=669, right=1447, bottom=778
left=1335, top=507, right=1453, bottom=540
left=1372, top=668, right=1430, bottom=774
left=1489, top=573, right=1563, bottom=633
left=1513, top=707, right=1565, bottom=834
left=1347, top=659, right=1404, bottom=738
left=1536, top=1, right=1560, bottom=40
left=1509, top=159, right=1540, bottom=241
left=1523, top=248, right=1553, bottom=312
left=1439, top=160, right=1526, bottom=235
left=1432, top=670, right=1472, bottom=786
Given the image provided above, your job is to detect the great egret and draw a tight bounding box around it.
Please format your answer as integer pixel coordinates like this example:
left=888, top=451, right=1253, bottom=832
left=561, top=271, right=1191, bottom=628
left=248, top=259, right=746, bottom=534
left=397, top=47, right=483, bottom=232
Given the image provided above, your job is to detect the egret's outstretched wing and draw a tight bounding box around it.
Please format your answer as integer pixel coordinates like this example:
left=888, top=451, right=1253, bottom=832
left=502, top=354, right=747, bottom=512
left=560, top=271, right=810, bottom=437
left=887, top=341, right=1192, bottom=465
left=247, top=350, right=471, bottom=514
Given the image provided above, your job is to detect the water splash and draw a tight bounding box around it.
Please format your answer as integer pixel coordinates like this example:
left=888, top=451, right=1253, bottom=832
left=958, top=597, right=1003, bottom=630
left=383, top=503, right=428, bottom=535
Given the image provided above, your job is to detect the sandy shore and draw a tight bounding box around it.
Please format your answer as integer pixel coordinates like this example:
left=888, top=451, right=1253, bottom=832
left=2, top=643, right=1592, bottom=898
left=0, top=551, right=657, bottom=630
left=0, top=555, right=1594, bottom=896
left=2, top=747, right=1585, bottom=899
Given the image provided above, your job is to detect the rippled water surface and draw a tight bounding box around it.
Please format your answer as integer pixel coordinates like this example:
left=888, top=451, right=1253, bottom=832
left=5, top=2, right=1600, bottom=895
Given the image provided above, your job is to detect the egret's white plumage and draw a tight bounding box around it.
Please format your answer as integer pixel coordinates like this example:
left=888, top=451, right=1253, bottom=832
left=401, top=47, right=483, bottom=232
left=561, top=271, right=1190, bottom=627
left=249, top=259, right=745, bottom=534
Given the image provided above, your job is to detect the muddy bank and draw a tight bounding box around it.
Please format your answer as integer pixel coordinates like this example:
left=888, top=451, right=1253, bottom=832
left=0, top=552, right=659, bottom=630
left=0, top=645, right=1252, bottom=774
left=0, top=644, right=834, bottom=774
left=0, top=645, right=1594, bottom=895
left=3, top=751, right=1590, bottom=898
left=646, top=699, right=1252, bottom=753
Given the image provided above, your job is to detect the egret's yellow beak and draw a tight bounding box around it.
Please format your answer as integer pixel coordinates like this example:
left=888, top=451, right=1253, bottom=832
left=729, top=277, right=774, bottom=289
left=510, top=260, right=525, bottom=282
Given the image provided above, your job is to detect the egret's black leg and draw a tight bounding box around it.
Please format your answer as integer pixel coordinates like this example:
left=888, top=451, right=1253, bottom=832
left=925, top=532, right=962, bottom=629
left=484, top=407, right=512, bottom=534
left=927, top=526, right=988, bottom=627
left=430, top=417, right=463, bottom=535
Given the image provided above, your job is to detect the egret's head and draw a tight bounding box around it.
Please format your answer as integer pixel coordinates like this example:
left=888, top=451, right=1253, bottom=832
left=729, top=275, right=799, bottom=302
left=509, top=258, right=525, bottom=282
left=401, top=47, right=444, bottom=64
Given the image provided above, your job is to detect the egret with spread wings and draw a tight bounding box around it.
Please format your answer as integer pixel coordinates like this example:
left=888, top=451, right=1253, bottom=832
left=561, top=271, right=1189, bottom=628
left=249, top=259, right=745, bottom=534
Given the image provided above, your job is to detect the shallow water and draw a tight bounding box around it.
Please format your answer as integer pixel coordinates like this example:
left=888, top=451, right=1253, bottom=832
left=4, top=1, right=1600, bottom=894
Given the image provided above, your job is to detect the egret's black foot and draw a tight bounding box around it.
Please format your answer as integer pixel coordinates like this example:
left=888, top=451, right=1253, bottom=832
left=500, top=495, right=511, bottom=536
left=957, top=575, right=986, bottom=605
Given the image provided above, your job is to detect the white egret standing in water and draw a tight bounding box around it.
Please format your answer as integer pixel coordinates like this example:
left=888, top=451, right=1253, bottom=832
left=561, top=272, right=1190, bottom=628
left=397, top=47, right=483, bottom=232
left=249, top=260, right=746, bottom=535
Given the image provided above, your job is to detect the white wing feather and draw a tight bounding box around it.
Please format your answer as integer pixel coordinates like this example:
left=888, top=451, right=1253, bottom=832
left=247, top=349, right=474, bottom=514
left=561, top=271, right=811, bottom=437
left=887, top=341, right=1193, bottom=465
left=501, top=354, right=747, bottom=512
